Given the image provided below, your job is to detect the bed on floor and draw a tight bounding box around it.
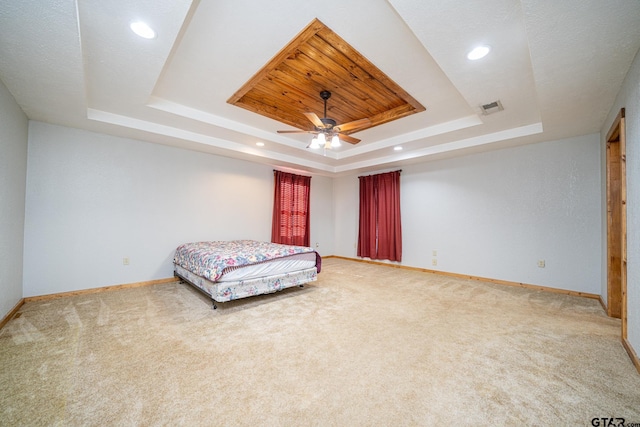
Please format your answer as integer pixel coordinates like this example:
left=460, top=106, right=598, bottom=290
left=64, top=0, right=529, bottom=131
left=173, top=240, right=321, bottom=309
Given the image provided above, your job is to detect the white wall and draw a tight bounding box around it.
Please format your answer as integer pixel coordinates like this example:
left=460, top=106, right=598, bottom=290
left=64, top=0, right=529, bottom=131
left=309, top=174, right=334, bottom=255
left=603, top=47, right=640, bottom=354
left=23, top=122, right=333, bottom=297
left=0, top=78, right=28, bottom=317
left=334, top=134, right=602, bottom=294
left=333, top=175, right=359, bottom=256
left=18, top=120, right=605, bottom=304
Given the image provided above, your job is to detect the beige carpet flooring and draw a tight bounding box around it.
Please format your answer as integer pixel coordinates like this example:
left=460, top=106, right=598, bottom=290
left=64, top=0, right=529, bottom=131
left=1, top=258, right=639, bottom=426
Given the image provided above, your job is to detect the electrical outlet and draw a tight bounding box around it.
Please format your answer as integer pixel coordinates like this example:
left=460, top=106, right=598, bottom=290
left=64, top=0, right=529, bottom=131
left=315, top=242, right=319, bottom=248
left=432, top=250, right=437, bottom=257
left=123, top=257, right=130, bottom=266
left=432, top=259, right=437, bottom=266
left=537, top=259, right=545, bottom=268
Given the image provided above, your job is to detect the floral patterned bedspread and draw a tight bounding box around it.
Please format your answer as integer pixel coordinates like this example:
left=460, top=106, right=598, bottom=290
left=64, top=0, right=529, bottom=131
left=173, top=240, right=318, bottom=282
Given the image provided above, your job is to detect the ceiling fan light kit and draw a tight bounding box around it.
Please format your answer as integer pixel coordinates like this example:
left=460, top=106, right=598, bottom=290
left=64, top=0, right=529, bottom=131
left=331, top=135, right=340, bottom=148
left=309, top=132, right=340, bottom=150
left=278, top=90, right=371, bottom=150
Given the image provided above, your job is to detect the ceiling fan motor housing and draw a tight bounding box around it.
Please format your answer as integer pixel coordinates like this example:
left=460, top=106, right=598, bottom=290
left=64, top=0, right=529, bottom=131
left=320, top=117, right=336, bottom=129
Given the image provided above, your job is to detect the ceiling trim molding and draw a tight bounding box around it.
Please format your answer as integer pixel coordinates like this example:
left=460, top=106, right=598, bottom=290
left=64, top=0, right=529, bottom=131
left=335, top=115, right=484, bottom=159
left=87, top=108, right=338, bottom=172
left=334, top=122, right=544, bottom=172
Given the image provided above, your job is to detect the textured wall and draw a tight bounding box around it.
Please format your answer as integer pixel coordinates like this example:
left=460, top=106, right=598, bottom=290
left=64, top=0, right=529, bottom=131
left=333, top=134, right=602, bottom=294
left=603, top=47, right=640, bottom=354
left=22, top=120, right=605, bottom=303
left=23, top=122, right=333, bottom=296
left=0, top=78, right=28, bottom=317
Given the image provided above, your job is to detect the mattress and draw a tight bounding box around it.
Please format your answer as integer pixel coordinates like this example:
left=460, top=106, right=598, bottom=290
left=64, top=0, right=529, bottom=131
left=173, top=240, right=319, bottom=282
left=218, top=251, right=317, bottom=282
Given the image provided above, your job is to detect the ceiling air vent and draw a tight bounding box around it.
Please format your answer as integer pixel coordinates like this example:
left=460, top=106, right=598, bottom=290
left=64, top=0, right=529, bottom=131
left=480, top=100, right=504, bottom=115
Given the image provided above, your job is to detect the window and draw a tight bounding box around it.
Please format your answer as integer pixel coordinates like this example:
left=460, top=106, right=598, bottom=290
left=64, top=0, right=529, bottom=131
left=357, top=170, right=402, bottom=262
left=271, top=170, right=311, bottom=247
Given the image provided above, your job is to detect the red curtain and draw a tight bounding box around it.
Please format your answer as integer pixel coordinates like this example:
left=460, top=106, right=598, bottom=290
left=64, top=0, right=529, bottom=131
left=358, top=175, right=377, bottom=258
left=271, top=170, right=311, bottom=247
left=357, top=171, right=402, bottom=262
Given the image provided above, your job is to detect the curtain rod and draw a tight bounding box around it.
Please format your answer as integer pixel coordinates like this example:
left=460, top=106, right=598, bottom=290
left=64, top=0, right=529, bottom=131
left=358, top=169, right=402, bottom=178
left=273, top=169, right=313, bottom=178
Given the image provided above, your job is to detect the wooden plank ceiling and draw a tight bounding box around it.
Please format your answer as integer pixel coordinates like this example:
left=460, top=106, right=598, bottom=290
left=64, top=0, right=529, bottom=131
left=227, top=19, right=425, bottom=141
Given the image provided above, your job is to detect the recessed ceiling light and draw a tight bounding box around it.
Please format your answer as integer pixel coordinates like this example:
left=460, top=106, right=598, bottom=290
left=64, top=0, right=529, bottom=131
left=394, top=146, right=403, bottom=151
left=467, top=45, right=490, bottom=60
left=256, top=142, right=265, bottom=147
left=130, top=21, right=156, bottom=39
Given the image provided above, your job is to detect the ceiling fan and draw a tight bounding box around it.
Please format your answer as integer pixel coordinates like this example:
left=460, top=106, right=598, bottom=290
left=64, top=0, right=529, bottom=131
left=277, top=90, right=371, bottom=148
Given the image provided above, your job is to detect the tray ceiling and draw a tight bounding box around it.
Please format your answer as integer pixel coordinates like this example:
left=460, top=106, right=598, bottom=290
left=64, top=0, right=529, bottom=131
left=227, top=19, right=425, bottom=136
left=1, top=0, right=640, bottom=176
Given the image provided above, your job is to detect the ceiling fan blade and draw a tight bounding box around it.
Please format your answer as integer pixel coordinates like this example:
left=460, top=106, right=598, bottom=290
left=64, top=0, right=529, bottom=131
left=304, top=112, right=327, bottom=128
left=333, top=118, right=371, bottom=133
left=338, top=133, right=360, bottom=144
left=277, top=130, right=317, bottom=134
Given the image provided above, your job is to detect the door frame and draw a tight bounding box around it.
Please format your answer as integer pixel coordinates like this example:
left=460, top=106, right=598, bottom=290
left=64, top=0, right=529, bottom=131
left=605, top=108, right=626, bottom=337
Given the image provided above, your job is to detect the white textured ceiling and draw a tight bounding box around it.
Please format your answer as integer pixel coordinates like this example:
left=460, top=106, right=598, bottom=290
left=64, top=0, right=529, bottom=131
left=1, top=0, right=639, bottom=176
